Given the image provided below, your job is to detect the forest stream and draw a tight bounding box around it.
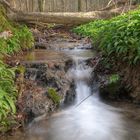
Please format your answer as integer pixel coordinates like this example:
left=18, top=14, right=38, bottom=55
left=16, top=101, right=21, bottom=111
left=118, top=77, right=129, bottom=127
left=3, top=32, right=140, bottom=140
left=1, top=0, right=140, bottom=138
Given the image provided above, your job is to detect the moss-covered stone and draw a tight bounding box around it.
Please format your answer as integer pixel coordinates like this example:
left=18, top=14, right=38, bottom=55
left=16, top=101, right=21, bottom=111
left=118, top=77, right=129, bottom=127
left=47, top=88, right=61, bottom=105
left=100, top=74, right=121, bottom=100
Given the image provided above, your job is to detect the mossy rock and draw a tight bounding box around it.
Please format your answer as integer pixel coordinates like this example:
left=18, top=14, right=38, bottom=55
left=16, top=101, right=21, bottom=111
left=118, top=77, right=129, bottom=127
left=47, top=88, right=61, bottom=105
left=100, top=74, right=121, bottom=100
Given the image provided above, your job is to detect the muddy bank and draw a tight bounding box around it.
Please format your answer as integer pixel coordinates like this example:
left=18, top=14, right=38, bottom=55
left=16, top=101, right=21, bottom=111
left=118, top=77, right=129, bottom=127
left=90, top=56, right=140, bottom=104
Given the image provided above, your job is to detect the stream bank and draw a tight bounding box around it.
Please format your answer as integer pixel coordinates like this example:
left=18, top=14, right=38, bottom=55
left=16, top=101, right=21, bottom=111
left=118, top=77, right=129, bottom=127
left=2, top=27, right=140, bottom=140
left=5, top=27, right=94, bottom=129
left=73, top=7, right=140, bottom=104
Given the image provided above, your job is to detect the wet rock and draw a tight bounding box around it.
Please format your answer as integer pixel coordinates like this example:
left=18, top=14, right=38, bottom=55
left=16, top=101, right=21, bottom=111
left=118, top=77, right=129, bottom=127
left=64, top=82, right=76, bottom=104
left=99, top=79, right=121, bottom=100
left=93, top=58, right=134, bottom=102
left=35, top=42, right=49, bottom=49
left=24, top=92, right=54, bottom=121
left=20, top=53, right=75, bottom=122
left=17, top=28, right=94, bottom=123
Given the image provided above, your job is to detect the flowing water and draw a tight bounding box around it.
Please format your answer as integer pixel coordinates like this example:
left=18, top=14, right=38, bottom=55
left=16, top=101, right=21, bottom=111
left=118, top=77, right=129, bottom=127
left=4, top=48, right=140, bottom=140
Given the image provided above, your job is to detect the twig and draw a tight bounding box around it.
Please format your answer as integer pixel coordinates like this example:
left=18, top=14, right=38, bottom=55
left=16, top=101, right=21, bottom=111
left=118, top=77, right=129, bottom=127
left=75, top=93, right=93, bottom=108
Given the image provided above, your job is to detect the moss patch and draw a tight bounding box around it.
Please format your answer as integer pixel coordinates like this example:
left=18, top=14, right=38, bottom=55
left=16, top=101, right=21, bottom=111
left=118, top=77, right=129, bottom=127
left=100, top=74, right=121, bottom=100
left=48, top=88, right=61, bottom=105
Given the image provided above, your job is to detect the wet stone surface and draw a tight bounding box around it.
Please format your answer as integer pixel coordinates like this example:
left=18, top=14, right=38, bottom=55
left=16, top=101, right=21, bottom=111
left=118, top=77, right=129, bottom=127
left=16, top=29, right=93, bottom=123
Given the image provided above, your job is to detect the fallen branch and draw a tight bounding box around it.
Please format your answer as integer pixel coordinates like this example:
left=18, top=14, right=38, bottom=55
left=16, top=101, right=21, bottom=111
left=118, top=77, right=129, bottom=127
left=7, top=10, right=120, bottom=25
left=100, top=0, right=129, bottom=11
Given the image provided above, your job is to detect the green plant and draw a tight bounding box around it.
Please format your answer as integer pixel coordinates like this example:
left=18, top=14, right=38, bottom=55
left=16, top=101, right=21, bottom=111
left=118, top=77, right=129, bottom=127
left=73, top=8, right=140, bottom=65
left=0, top=5, right=34, bottom=56
left=0, top=61, right=17, bottom=131
left=48, top=88, right=61, bottom=105
left=0, top=5, right=34, bottom=132
left=6, top=26, right=34, bottom=54
left=109, top=74, right=120, bottom=84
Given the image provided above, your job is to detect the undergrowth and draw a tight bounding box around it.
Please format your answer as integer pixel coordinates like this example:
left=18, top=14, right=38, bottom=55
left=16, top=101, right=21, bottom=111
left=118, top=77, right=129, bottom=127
left=0, top=4, right=34, bottom=132
left=0, top=4, right=34, bottom=58
left=73, top=8, right=140, bottom=65
left=0, top=61, right=17, bottom=132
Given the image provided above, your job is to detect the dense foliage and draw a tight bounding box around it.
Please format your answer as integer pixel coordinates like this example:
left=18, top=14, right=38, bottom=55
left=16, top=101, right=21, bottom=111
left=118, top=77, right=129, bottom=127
left=0, top=5, right=34, bottom=131
left=0, top=61, right=17, bottom=132
left=73, top=8, right=140, bottom=65
left=0, top=5, right=33, bottom=58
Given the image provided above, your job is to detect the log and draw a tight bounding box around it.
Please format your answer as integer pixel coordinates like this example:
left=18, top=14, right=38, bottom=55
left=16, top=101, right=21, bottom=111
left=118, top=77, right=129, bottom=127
left=8, top=10, right=120, bottom=25
left=8, top=5, right=136, bottom=25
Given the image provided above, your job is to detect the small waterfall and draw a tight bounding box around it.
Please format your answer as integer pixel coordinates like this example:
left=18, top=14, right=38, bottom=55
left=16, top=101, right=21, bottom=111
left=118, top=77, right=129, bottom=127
left=68, top=56, right=93, bottom=104
left=6, top=48, right=140, bottom=140
left=25, top=49, right=128, bottom=140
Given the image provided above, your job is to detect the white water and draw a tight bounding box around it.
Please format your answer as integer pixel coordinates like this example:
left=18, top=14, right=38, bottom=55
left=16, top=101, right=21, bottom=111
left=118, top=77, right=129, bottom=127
left=25, top=49, right=131, bottom=140
left=5, top=49, right=140, bottom=140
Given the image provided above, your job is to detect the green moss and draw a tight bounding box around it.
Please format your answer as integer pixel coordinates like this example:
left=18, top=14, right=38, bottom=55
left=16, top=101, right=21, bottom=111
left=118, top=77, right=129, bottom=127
left=48, top=88, right=61, bottom=105
left=108, top=74, right=120, bottom=95
left=16, top=66, right=26, bottom=74
left=109, top=74, right=120, bottom=84
left=100, top=74, right=120, bottom=98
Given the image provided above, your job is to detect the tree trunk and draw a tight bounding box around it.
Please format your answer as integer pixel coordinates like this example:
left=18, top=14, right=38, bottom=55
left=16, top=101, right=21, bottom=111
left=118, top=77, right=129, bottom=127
left=8, top=10, right=120, bottom=25
left=8, top=4, right=136, bottom=25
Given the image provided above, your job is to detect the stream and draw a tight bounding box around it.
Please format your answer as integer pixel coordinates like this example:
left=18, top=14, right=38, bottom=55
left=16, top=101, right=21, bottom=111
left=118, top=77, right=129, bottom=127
left=3, top=38, right=140, bottom=140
